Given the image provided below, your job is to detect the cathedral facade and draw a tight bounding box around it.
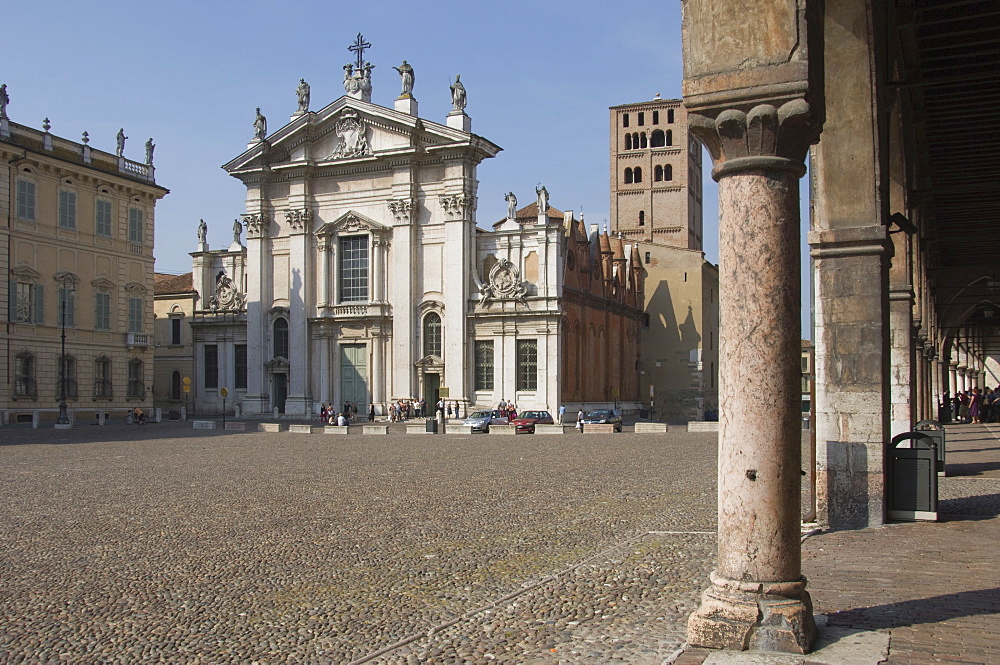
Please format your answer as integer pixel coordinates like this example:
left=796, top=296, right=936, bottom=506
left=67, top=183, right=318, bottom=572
left=189, top=50, right=642, bottom=418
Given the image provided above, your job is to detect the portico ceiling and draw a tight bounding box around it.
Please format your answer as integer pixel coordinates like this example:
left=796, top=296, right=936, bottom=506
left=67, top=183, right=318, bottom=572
left=897, top=0, right=1000, bottom=352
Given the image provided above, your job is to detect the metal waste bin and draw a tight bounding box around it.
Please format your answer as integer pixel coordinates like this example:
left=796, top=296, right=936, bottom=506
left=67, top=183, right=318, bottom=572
left=887, top=431, right=938, bottom=522
left=425, top=418, right=438, bottom=434
left=914, top=419, right=946, bottom=476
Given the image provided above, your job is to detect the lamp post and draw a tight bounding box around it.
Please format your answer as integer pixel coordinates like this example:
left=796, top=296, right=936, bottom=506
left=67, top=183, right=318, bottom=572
left=56, top=289, right=74, bottom=427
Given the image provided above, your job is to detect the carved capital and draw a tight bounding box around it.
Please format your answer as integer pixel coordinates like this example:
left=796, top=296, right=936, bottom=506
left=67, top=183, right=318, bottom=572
left=284, top=208, right=313, bottom=233
left=439, top=193, right=474, bottom=220
left=243, top=213, right=270, bottom=239
left=690, top=99, right=819, bottom=180
left=387, top=197, right=416, bottom=224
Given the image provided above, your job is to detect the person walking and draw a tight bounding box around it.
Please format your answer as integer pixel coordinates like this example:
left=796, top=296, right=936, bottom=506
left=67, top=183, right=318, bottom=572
left=576, top=408, right=584, bottom=430
left=558, top=404, right=566, bottom=425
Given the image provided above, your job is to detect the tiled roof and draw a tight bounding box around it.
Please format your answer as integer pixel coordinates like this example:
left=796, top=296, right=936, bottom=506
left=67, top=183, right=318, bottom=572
left=494, top=202, right=565, bottom=227
left=154, top=272, right=194, bottom=294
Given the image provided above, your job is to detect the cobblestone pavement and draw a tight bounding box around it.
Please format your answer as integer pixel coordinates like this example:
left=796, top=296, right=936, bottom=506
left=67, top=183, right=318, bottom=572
left=0, top=423, right=720, bottom=664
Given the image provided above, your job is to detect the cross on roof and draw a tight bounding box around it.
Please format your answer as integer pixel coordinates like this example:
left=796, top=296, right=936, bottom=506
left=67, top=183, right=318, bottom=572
left=349, top=33, right=371, bottom=70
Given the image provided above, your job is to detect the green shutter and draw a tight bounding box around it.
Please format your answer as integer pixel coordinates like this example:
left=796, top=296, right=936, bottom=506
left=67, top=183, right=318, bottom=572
left=34, top=284, right=44, bottom=324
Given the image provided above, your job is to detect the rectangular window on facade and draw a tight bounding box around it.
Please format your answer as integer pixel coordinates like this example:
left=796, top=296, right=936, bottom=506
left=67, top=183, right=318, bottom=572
left=11, top=282, right=43, bottom=324
left=16, top=180, right=36, bottom=221
left=638, top=112, right=645, bottom=126
left=14, top=353, right=36, bottom=398
left=95, top=293, right=111, bottom=331
left=58, top=191, right=77, bottom=229
left=96, top=199, right=112, bottom=237
left=57, top=355, right=78, bottom=400
left=128, top=297, right=143, bottom=333
left=127, top=359, right=144, bottom=399
left=171, top=318, right=181, bottom=345
left=58, top=288, right=76, bottom=327
left=94, top=357, right=113, bottom=399
left=128, top=207, right=143, bottom=243
left=235, top=344, right=247, bottom=390
left=339, top=235, right=369, bottom=302
left=516, top=339, right=538, bottom=392
left=474, top=340, right=494, bottom=391
left=204, top=344, right=219, bottom=389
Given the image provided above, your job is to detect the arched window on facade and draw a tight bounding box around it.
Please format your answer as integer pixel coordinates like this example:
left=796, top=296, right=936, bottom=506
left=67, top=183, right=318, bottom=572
left=423, top=312, right=442, bottom=357
left=273, top=317, right=289, bottom=358
left=633, top=167, right=643, bottom=183
left=654, top=165, right=663, bottom=182
left=639, top=210, right=645, bottom=226
left=639, top=133, right=647, bottom=149
left=625, top=134, right=632, bottom=150
left=665, top=164, right=673, bottom=181
left=666, top=130, right=673, bottom=146
left=624, top=168, right=633, bottom=184
left=651, top=129, right=665, bottom=148
left=171, top=370, right=181, bottom=400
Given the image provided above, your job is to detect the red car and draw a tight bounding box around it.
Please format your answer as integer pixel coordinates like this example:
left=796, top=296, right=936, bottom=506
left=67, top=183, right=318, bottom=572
left=510, top=410, right=554, bottom=433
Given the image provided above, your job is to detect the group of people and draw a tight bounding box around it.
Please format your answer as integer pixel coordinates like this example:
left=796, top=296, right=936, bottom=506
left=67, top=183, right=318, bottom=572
left=947, top=387, right=1000, bottom=424
left=319, top=402, right=365, bottom=426
left=389, top=399, right=424, bottom=422
left=496, top=399, right=517, bottom=420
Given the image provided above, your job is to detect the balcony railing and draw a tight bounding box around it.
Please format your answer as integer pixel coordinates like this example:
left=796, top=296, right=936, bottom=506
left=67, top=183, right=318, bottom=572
left=126, top=332, right=150, bottom=347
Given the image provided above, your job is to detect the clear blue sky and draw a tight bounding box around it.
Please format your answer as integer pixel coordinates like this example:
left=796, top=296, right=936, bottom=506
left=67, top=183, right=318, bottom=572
left=5, top=0, right=812, bottom=335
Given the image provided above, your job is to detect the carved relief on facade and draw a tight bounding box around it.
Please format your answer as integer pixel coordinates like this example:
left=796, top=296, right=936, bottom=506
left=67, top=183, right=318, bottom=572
left=330, top=109, right=371, bottom=159
left=210, top=273, right=246, bottom=311
left=479, top=257, right=527, bottom=306
left=53, top=271, right=80, bottom=288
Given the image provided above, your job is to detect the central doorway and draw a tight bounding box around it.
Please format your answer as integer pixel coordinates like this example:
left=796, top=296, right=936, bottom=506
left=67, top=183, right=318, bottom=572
left=424, top=372, right=440, bottom=408
left=340, top=343, right=369, bottom=412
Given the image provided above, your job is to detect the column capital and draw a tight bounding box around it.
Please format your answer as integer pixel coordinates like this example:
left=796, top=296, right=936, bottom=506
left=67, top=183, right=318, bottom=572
left=689, top=100, right=820, bottom=180
left=284, top=208, right=313, bottom=235
left=242, top=213, right=271, bottom=240
left=387, top=197, right=416, bottom=224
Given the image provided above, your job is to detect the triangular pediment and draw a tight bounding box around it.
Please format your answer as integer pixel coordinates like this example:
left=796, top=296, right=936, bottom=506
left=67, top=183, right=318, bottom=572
left=316, top=210, right=388, bottom=237
left=222, top=96, right=501, bottom=175
left=415, top=354, right=443, bottom=368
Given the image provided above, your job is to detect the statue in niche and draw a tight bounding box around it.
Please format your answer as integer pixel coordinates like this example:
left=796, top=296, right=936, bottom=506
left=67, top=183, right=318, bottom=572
left=197, top=219, right=208, bottom=243
left=450, top=75, right=466, bottom=112
left=296, top=78, right=310, bottom=112
left=393, top=61, right=414, bottom=97
left=331, top=109, right=370, bottom=159
left=505, top=192, right=517, bottom=220
left=145, top=138, right=155, bottom=165
left=116, top=128, right=127, bottom=157
left=535, top=184, right=549, bottom=214
left=253, top=107, right=267, bottom=140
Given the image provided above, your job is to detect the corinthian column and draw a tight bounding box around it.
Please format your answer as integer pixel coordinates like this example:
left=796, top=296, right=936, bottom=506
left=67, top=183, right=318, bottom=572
left=681, top=0, right=823, bottom=654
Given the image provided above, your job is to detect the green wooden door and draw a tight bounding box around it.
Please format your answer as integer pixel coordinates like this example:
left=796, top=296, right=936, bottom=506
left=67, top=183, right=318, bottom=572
left=340, top=344, right=369, bottom=409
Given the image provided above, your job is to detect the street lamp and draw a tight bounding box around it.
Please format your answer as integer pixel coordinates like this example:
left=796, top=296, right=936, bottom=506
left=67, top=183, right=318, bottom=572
left=56, top=289, right=75, bottom=427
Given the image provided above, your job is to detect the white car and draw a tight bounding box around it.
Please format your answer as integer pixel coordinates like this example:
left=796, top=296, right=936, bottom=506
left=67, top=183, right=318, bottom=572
left=463, top=410, right=509, bottom=433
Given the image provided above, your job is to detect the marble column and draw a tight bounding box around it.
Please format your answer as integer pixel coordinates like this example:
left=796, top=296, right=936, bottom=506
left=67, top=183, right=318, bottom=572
left=243, top=212, right=270, bottom=415
left=684, top=102, right=819, bottom=653
left=949, top=359, right=958, bottom=398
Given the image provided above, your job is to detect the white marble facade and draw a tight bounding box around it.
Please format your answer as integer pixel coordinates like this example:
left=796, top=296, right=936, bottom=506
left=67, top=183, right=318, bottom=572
left=210, top=86, right=568, bottom=417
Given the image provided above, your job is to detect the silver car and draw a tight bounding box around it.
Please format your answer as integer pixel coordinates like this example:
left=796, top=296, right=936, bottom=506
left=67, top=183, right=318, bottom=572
left=463, top=409, right=509, bottom=433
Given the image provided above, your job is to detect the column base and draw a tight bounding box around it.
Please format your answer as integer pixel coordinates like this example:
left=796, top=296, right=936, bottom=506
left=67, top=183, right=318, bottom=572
left=240, top=396, right=270, bottom=416
left=687, top=571, right=816, bottom=654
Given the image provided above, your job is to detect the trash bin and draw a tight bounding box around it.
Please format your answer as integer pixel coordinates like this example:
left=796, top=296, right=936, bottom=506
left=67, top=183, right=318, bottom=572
left=938, top=403, right=952, bottom=424
left=914, top=419, right=946, bottom=476
left=887, top=431, right=938, bottom=522
left=425, top=418, right=438, bottom=434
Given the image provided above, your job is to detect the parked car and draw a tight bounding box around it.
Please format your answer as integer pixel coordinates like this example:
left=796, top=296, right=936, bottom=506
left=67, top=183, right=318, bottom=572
left=510, top=410, right=554, bottom=434
left=463, top=409, right=509, bottom=433
left=580, top=409, right=623, bottom=432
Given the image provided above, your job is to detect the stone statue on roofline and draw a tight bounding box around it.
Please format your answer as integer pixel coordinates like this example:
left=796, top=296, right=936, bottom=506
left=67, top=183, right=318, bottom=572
left=253, top=107, right=267, bottom=141
left=296, top=78, right=310, bottom=112
left=450, top=75, right=466, bottom=112
left=233, top=218, right=243, bottom=244
left=393, top=61, right=414, bottom=97
left=145, top=138, right=155, bottom=165
left=116, top=128, right=127, bottom=157
left=505, top=192, right=517, bottom=220
left=536, top=184, right=549, bottom=214
left=0, top=84, right=9, bottom=119
left=197, top=219, right=208, bottom=243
